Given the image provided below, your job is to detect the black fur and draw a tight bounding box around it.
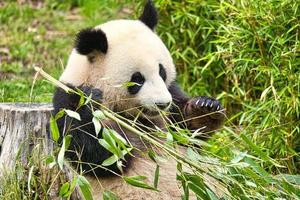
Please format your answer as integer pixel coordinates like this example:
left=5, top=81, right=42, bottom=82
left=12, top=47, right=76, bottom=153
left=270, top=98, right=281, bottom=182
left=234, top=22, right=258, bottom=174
left=128, top=72, right=145, bottom=95
left=139, top=0, right=158, bottom=30
left=159, top=64, right=167, bottom=81
left=168, top=82, right=189, bottom=124
left=52, top=85, right=130, bottom=177
left=75, top=28, right=108, bottom=55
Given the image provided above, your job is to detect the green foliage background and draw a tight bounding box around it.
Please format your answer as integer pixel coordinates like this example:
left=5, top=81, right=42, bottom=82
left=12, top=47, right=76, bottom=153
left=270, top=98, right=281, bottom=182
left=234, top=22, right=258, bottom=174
left=154, top=0, right=300, bottom=174
left=0, top=0, right=299, bottom=198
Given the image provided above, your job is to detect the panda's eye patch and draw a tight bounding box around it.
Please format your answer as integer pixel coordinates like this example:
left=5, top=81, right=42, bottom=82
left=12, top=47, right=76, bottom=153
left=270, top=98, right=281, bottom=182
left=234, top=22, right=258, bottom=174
left=159, top=64, right=167, bottom=81
left=128, top=72, right=145, bottom=95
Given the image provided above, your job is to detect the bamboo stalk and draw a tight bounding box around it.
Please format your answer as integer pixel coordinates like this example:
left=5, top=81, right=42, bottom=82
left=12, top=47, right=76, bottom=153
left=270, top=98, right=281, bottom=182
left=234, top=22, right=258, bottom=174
left=33, top=67, right=206, bottom=172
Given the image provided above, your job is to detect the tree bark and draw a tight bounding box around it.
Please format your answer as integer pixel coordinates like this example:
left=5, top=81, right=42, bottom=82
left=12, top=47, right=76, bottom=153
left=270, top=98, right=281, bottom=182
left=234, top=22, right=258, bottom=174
left=0, top=103, right=83, bottom=199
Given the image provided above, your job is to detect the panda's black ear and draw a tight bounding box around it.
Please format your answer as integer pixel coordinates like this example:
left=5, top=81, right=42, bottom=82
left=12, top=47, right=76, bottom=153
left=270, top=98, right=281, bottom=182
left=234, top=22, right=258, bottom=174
left=139, top=0, right=158, bottom=30
left=75, top=28, right=108, bottom=55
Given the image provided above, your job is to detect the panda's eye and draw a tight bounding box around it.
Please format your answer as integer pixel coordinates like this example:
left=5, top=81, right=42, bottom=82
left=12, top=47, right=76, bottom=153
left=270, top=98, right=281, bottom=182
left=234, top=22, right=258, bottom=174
left=159, top=64, right=167, bottom=82
left=128, top=72, right=145, bottom=95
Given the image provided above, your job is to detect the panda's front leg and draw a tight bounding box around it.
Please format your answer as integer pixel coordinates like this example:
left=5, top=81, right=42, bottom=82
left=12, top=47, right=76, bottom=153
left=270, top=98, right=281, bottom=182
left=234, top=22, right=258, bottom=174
left=168, top=82, right=225, bottom=138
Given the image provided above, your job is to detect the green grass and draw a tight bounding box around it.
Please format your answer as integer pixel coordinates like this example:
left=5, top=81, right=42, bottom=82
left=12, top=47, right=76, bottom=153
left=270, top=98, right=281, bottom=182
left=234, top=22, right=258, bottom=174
left=1, top=1, right=71, bottom=102
left=1, top=0, right=299, bottom=199
left=0, top=0, right=134, bottom=102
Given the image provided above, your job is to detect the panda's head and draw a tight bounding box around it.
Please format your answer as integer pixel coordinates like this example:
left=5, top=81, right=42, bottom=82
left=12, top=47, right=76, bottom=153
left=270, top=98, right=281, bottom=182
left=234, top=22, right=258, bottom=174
left=60, top=1, right=176, bottom=118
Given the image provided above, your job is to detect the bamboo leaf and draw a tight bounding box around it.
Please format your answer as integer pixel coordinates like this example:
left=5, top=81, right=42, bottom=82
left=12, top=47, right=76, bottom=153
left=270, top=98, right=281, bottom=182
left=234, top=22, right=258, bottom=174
left=92, top=117, right=102, bottom=136
left=77, top=175, right=93, bottom=200
left=123, top=176, right=159, bottom=191
left=99, top=139, right=115, bottom=155
left=76, top=88, right=85, bottom=107
left=57, top=135, right=72, bottom=170
left=103, top=190, right=120, bottom=200
left=93, top=110, right=106, bottom=120
left=59, top=182, right=70, bottom=197
left=154, top=165, right=160, bottom=189
left=122, top=81, right=141, bottom=88
left=65, top=109, right=81, bottom=121
left=102, top=155, right=118, bottom=166
left=55, top=109, right=65, bottom=121
left=50, top=115, right=60, bottom=142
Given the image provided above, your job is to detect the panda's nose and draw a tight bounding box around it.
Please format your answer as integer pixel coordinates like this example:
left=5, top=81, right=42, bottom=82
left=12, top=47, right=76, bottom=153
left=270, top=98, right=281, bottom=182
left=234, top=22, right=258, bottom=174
left=155, top=102, right=171, bottom=110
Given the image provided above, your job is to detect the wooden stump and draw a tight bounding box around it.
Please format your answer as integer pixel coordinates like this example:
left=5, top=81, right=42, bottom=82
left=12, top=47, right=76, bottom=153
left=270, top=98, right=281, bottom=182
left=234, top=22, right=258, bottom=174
left=0, top=103, right=83, bottom=199
left=0, top=103, right=53, bottom=171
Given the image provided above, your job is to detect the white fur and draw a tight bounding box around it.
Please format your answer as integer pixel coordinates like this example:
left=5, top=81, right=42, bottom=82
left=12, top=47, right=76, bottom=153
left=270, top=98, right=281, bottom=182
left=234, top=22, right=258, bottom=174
left=60, top=20, right=176, bottom=114
left=61, top=49, right=91, bottom=86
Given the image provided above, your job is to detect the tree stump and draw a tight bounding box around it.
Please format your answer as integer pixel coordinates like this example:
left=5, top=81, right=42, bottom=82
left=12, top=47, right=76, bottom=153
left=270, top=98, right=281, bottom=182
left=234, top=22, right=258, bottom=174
left=0, top=103, right=83, bottom=199
left=0, top=103, right=53, bottom=171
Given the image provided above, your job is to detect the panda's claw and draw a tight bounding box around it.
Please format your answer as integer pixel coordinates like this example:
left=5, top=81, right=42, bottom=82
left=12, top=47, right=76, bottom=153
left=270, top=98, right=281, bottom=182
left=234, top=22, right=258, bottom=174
left=205, top=102, right=209, bottom=107
left=189, top=96, right=223, bottom=112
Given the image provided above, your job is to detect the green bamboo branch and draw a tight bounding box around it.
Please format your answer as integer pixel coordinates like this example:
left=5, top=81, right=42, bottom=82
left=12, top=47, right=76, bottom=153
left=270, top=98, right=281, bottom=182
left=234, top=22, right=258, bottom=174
left=34, top=67, right=207, bottom=173
left=102, top=110, right=206, bottom=173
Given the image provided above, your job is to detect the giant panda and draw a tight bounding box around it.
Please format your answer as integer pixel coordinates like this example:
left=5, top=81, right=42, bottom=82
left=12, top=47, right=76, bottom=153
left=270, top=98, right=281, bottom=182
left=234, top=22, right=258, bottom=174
left=52, top=1, right=225, bottom=199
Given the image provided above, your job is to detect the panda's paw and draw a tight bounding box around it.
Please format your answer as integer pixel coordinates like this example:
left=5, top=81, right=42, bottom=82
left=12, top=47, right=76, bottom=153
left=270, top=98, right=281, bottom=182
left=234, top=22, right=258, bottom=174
left=184, top=96, right=224, bottom=119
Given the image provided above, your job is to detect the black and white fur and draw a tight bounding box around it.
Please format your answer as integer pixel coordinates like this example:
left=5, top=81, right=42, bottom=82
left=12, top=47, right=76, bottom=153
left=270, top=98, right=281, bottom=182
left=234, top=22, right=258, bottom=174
left=52, top=1, right=224, bottom=198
